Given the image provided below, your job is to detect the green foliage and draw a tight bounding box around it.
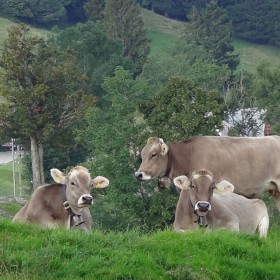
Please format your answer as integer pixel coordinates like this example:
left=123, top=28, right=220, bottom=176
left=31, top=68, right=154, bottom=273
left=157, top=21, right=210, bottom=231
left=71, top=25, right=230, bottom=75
left=253, top=63, right=280, bottom=134
left=140, top=43, right=231, bottom=93
left=0, top=24, right=95, bottom=187
left=139, top=76, right=224, bottom=140
left=103, top=0, right=150, bottom=75
left=222, top=0, right=280, bottom=46
left=84, top=0, right=105, bottom=22
left=75, top=67, right=178, bottom=232
left=51, top=21, right=133, bottom=97
left=1, top=0, right=66, bottom=24
left=185, top=0, right=239, bottom=71
left=0, top=24, right=94, bottom=141
left=1, top=219, right=280, bottom=279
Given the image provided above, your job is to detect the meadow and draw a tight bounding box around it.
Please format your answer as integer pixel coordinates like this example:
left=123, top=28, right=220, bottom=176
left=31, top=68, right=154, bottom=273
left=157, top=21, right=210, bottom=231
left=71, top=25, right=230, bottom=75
left=1, top=218, right=280, bottom=280
left=1, top=10, right=280, bottom=280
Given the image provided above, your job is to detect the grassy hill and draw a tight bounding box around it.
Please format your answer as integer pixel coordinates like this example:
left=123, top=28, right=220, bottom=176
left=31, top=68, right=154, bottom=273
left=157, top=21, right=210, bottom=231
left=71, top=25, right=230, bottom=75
left=1, top=218, right=280, bottom=279
left=141, top=9, right=280, bottom=73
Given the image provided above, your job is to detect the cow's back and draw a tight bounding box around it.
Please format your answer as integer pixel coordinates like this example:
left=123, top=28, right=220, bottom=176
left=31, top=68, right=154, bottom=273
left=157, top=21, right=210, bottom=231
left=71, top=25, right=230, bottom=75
left=169, top=136, right=280, bottom=198
left=210, top=193, right=264, bottom=233
left=13, top=184, right=69, bottom=228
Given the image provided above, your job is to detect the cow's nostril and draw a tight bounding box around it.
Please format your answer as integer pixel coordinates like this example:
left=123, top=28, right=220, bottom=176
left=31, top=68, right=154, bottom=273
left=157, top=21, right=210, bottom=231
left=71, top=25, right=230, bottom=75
left=135, top=172, right=143, bottom=180
left=82, top=196, right=93, bottom=204
left=197, top=201, right=210, bottom=211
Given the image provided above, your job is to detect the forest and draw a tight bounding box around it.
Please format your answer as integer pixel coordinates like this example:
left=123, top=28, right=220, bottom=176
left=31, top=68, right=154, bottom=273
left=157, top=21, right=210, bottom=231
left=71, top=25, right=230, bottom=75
left=0, top=0, right=280, bottom=233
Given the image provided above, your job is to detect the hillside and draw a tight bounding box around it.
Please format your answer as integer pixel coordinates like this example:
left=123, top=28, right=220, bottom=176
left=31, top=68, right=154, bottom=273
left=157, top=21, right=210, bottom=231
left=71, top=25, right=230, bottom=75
left=0, top=11, right=280, bottom=73
left=141, top=9, right=280, bottom=73
left=1, top=219, right=280, bottom=279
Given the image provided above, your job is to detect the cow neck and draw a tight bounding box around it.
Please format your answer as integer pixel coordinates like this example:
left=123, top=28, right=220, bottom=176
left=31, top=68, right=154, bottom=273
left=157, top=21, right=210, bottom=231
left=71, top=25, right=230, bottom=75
left=61, top=184, right=85, bottom=229
left=165, top=144, right=172, bottom=178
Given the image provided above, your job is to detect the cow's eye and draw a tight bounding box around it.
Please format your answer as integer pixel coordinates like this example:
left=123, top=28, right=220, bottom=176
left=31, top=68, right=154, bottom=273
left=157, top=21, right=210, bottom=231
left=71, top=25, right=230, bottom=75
left=71, top=182, right=76, bottom=186
left=192, top=185, right=195, bottom=189
left=151, top=153, right=157, bottom=158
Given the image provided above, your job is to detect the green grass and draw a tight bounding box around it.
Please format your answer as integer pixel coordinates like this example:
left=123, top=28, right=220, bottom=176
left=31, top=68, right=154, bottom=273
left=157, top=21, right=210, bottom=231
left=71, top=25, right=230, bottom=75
left=0, top=162, right=14, bottom=196
left=0, top=219, right=280, bottom=279
left=0, top=17, right=50, bottom=52
left=0, top=161, right=28, bottom=198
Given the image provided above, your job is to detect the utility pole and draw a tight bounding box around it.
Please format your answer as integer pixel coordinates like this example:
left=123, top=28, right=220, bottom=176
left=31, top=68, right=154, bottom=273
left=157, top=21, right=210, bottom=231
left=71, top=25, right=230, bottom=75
left=12, top=138, right=16, bottom=197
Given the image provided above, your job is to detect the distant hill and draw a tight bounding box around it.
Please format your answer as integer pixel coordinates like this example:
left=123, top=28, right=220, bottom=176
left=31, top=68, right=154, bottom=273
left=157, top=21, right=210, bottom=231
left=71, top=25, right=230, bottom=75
left=0, top=10, right=280, bottom=73
left=141, top=9, right=280, bottom=73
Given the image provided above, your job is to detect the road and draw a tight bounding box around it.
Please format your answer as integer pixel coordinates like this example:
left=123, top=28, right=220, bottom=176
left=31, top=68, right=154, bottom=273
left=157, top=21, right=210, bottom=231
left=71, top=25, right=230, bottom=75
left=0, top=151, right=23, bottom=164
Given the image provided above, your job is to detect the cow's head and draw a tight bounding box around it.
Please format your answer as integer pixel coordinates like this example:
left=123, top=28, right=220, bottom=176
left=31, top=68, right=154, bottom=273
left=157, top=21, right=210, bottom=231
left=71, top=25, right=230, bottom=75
left=51, top=166, right=109, bottom=214
left=174, top=170, right=215, bottom=216
left=135, top=137, right=169, bottom=181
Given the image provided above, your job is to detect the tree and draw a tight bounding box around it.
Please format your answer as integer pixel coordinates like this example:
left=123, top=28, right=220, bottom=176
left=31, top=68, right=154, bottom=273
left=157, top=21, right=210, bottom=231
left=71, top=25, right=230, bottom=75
left=51, top=22, right=134, bottom=97
left=223, top=71, right=265, bottom=137
left=139, top=76, right=225, bottom=140
left=0, top=25, right=94, bottom=190
left=254, top=63, right=280, bottom=134
left=84, top=0, right=105, bottom=22
left=140, top=42, right=231, bottom=93
left=103, top=0, right=150, bottom=75
left=220, top=0, right=280, bottom=46
left=1, top=0, right=66, bottom=24
left=75, top=67, right=178, bottom=232
left=185, top=0, right=239, bottom=71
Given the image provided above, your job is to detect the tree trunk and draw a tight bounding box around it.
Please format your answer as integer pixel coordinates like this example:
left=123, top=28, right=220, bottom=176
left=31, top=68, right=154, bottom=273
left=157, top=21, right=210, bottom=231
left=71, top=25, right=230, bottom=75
left=30, top=135, right=44, bottom=190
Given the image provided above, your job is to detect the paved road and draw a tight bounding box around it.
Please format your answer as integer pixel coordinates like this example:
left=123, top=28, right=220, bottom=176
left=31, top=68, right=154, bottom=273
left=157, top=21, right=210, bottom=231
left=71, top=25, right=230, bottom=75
left=0, top=151, right=23, bottom=164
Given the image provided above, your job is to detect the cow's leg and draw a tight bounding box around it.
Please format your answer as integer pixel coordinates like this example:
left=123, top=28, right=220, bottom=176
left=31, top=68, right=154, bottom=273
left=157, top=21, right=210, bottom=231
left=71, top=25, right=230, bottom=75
left=269, top=180, right=280, bottom=211
left=257, top=213, right=269, bottom=238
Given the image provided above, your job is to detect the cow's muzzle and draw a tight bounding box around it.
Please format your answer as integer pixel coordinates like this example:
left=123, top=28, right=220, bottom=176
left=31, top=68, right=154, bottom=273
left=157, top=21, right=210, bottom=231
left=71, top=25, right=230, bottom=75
left=135, top=171, right=151, bottom=181
left=194, top=201, right=211, bottom=214
left=78, top=195, right=93, bottom=206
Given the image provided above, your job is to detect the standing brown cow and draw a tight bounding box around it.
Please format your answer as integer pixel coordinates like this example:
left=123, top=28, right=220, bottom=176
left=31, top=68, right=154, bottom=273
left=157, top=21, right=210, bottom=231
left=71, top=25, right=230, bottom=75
left=135, top=136, right=280, bottom=210
left=13, top=166, right=109, bottom=231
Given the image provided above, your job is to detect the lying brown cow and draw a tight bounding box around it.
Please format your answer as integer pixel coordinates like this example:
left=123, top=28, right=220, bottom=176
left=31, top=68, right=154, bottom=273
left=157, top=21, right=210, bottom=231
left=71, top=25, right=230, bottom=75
left=135, top=136, right=280, bottom=210
left=173, top=170, right=269, bottom=238
left=13, top=166, right=109, bottom=231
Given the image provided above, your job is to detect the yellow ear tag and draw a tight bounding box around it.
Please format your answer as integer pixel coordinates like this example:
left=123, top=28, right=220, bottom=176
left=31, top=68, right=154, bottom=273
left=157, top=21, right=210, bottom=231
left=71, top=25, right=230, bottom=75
left=96, top=182, right=101, bottom=188
left=55, top=176, right=62, bottom=183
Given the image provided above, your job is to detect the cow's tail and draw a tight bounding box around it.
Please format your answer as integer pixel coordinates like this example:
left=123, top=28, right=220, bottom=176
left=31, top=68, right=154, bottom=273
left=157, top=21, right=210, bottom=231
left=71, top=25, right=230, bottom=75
left=257, top=210, right=269, bottom=238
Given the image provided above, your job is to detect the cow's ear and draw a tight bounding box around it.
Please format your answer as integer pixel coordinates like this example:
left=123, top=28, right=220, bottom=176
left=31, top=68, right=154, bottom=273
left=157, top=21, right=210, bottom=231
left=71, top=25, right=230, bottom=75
left=50, top=169, right=66, bottom=184
left=92, top=176, right=109, bottom=189
left=215, top=180, right=235, bottom=194
left=173, top=175, right=191, bottom=190
left=158, top=138, right=168, bottom=156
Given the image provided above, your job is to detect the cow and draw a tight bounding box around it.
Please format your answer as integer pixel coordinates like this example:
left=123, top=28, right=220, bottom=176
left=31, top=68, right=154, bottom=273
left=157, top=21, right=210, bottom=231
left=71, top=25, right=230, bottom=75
left=173, top=170, right=269, bottom=238
left=13, top=166, right=109, bottom=231
left=135, top=136, right=280, bottom=210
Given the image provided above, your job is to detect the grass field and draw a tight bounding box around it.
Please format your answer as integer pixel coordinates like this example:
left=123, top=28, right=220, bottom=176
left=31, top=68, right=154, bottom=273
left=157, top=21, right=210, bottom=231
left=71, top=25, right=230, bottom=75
left=0, top=161, right=27, bottom=198
left=1, top=219, right=280, bottom=279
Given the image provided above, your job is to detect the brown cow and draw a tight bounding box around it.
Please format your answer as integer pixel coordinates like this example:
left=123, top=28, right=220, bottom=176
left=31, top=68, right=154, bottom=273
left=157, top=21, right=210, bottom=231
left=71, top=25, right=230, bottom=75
left=13, top=166, right=109, bottom=231
left=173, top=170, right=269, bottom=238
left=135, top=136, right=280, bottom=210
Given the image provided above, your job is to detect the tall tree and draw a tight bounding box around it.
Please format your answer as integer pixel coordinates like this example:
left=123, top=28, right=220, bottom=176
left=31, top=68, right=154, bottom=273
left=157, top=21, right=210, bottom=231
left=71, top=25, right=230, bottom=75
left=139, top=76, right=225, bottom=140
left=0, top=25, right=94, bottom=190
left=185, top=0, right=239, bottom=71
left=103, top=0, right=150, bottom=75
